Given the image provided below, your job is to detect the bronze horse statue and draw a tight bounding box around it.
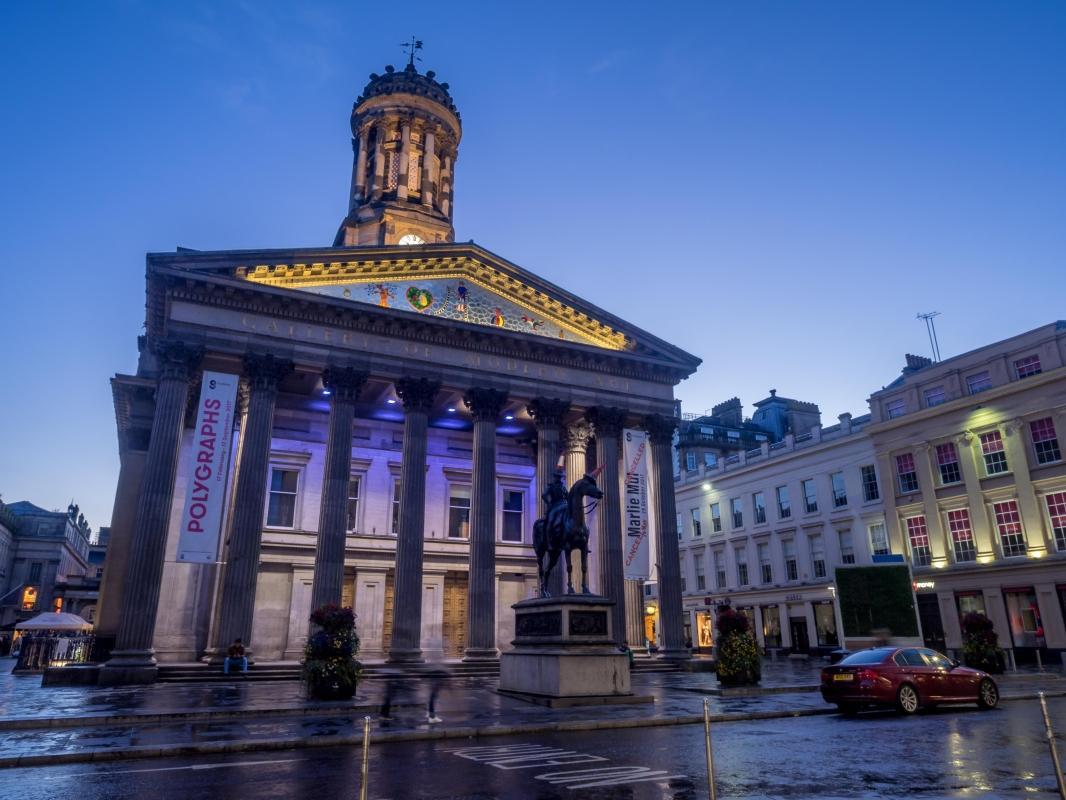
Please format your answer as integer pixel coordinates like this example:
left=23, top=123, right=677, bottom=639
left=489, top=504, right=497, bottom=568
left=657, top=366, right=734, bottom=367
left=532, top=470, right=604, bottom=596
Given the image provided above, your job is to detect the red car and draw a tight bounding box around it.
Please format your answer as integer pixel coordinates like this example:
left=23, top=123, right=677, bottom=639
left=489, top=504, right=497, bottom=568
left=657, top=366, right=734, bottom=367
left=820, top=646, right=999, bottom=714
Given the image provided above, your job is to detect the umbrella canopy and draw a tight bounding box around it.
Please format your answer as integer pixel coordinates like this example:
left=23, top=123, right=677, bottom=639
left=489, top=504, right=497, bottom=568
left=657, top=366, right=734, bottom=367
left=15, top=612, right=93, bottom=632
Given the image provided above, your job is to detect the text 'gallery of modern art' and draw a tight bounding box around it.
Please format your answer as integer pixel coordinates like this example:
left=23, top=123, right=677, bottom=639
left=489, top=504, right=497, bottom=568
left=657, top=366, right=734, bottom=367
left=95, top=61, right=701, bottom=683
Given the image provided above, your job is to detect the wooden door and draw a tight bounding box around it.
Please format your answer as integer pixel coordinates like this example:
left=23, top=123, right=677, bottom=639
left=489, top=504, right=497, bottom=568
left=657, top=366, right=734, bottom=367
left=443, top=572, right=468, bottom=659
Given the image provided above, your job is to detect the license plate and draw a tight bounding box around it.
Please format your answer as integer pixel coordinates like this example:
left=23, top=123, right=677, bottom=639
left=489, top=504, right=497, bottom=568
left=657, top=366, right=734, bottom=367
left=833, top=673, right=854, bottom=682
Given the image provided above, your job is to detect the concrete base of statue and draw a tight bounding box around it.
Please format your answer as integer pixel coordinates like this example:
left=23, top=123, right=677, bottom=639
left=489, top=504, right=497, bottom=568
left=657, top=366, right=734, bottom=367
left=498, top=595, right=651, bottom=708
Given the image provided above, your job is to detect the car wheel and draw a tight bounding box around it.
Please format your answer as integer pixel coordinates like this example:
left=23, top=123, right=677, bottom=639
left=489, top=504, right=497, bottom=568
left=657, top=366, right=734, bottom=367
left=977, top=678, right=999, bottom=710
left=837, top=702, right=859, bottom=716
left=896, top=683, right=920, bottom=715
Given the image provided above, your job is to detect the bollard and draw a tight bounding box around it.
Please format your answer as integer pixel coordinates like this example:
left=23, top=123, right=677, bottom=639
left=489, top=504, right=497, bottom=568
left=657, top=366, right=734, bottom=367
left=1008, top=649, right=1017, bottom=673
left=1039, top=693, right=1066, bottom=799
left=360, top=715, right=371, bottom=800
left=1038, top=650, right=1045, bottom=673
left=1061, top=652, right=1066, bottom=675
left=703, top=698, right=718, bottom=800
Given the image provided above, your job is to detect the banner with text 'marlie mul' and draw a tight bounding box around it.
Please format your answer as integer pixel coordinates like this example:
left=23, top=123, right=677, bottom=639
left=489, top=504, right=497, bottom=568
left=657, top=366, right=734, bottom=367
left=622, top=428, right=650, bottom=580
left=177, top=371, right=239, bottom=563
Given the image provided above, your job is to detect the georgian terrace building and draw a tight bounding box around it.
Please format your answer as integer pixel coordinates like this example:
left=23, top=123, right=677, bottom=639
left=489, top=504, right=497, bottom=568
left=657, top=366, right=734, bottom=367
left=94, top=61, right=700, bottom=684
left=867, top=322, right=1066, bottom=664
left=676, top=395, right=888, bottom=656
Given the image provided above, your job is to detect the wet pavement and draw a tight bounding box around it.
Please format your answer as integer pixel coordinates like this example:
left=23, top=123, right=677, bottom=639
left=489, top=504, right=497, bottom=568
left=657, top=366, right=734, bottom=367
left=6, top=694, right=1065, bottom=799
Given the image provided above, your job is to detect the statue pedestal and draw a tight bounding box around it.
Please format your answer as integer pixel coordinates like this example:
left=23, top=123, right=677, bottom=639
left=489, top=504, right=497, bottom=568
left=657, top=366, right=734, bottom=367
left=498, top=595, right=651, bottom=708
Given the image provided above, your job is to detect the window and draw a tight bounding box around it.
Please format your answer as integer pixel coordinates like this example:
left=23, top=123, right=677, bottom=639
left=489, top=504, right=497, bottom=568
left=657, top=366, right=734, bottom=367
left=448, top=484, right=471, bottom=538
left=502, top=490, right=524, bottom=542
left=993, top=500, right=1026, bottom=557
left=923, top=386, right=946, bottom=407
left=936, top=442, right=962, bottom=485
left=896, top=454, right=919, bottom=494
left=686, top=452, right=697, bottom=471
left=693, top=553, right=706, bottom=591
left=758, top=542, right=773, bottom=583
left=391, top=479, right=401, bottom=534
left=1014, top=355, right=1042, bottom=379
left=809, top=534, right=826, bottom=578
left=776, top=486, right=791, bottom=519
left=980, top=430, right=1008, bottom=475
left=753, top=492, right=767, bottom=524
left=28, top=562, right=42, bottom=584
left=947, top=509, right=976, bottom=562
left=905, top=516, right=931, bottom=566
left=345, top=478, right=361, bottom=532
left=831, top=472, right=847, bottom=508
left=704, top=452, right=718, bottom=468
left=731, top=498, right=743, bottom=529
left=861, top=465, right=880, bottom=502
left=838, top=530, right=855, bottom=564
left=735, top=546, right=749, bottom=586
left=966, top=371, right=992, bottom=394
left=815, top=602, right=839, bottom=647
left=1045, top=492, right=1066, bottom=552
left=267, top=468, right=299, bottom=528
left=709, top=503, right=722, bottom=533
left=20, top=586, right=38, bottom=611
left=885, top=398, right=906, bottom=419
left=782, top=540, right=798, bottom=581
left=802, top=479, right=818, bottom=513
left=676, top=512, right=683, bottom=540
left=713, top=551, right=726, bottom=589
left=1031, top=418, right=1062, bottom=464
left=691, top=508, right=702, bottom=537
left=869, top=522, right=889, bottom=556
left=762, top=605, right=782, bottom=647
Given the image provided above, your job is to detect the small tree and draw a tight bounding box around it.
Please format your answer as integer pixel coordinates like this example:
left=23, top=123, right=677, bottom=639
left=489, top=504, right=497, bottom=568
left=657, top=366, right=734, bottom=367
left=303, top=604, right=362, bottom=700
left=961, top=611, right=1004, bottom=674
left=715, top=603, right=761, bottom=686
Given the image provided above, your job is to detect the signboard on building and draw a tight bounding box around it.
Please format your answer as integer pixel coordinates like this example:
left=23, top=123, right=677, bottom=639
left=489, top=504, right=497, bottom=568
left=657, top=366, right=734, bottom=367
left=622, top=428, right=650, bottom=580
left=177, top=371, right=239, bottom=563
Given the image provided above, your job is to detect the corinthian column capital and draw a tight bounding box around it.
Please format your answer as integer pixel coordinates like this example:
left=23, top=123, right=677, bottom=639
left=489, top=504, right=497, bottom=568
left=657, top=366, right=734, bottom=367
left=588, top=406, right=627, bottom=440
left=243, top=353, right=293, bottom=392
left=395, top=377, right=440, bottom=412
left=562, top=419, right=594, bottom=454
left=642, top=413, right=679, bottom=445
left=154, top=339, right=203, bottom=381
left=463, top=387, right=508, bottom=421
left=322, top=366, right=368, bottom=403
left=526, top=397, right=570, bottom=429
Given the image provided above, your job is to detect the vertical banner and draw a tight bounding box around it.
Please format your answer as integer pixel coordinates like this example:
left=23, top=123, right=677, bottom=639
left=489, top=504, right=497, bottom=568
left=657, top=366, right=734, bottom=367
left=623, top=428, right=651, bottom=579
left=178, top=371, right=239, bottom=563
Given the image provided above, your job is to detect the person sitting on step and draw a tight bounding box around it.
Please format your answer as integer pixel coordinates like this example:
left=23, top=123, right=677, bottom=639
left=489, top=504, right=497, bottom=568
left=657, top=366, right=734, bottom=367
left=224, top=638, right=248, bottom=675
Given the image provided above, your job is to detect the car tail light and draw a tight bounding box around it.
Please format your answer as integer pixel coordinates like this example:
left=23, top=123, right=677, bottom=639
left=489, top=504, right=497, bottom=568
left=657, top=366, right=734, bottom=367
left=856, top=669, right=878, bottom=683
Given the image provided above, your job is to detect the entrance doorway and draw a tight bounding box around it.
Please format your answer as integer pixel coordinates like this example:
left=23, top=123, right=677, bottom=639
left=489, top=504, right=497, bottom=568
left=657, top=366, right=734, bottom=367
left=917, top=593, right=946, bottom=653
left=789, top=617, right=810, bottom=654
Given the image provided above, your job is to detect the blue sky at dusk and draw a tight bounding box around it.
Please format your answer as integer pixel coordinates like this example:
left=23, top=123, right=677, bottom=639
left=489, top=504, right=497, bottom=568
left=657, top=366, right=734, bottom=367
left=2, top=1, right=1064, bottom=529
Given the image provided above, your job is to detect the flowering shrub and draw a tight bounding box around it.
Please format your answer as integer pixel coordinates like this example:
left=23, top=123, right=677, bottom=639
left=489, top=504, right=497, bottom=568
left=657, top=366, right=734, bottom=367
left=303, top=604, right=362, bottom=699
left=715, top=604, right=761, bottom=686
left=961, top=611, right=1004, bottom=674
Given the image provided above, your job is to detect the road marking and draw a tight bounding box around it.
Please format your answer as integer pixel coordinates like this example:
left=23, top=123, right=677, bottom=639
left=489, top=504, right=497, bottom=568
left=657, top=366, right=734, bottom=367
left=43, top=757, right=302, bottom=780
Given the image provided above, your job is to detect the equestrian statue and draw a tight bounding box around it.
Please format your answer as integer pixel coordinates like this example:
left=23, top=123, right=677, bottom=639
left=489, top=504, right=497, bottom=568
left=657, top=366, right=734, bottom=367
left=532, top=457, right=604, bottom=596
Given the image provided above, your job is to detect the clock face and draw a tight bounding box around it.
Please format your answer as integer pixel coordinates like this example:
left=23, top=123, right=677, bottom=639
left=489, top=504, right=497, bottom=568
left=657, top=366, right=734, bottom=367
left=397, top=233, right=425, bottom=246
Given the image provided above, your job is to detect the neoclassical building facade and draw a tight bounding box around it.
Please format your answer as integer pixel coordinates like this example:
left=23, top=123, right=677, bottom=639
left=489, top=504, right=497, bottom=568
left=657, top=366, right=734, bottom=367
left=96, top=62, right=700, bottom=682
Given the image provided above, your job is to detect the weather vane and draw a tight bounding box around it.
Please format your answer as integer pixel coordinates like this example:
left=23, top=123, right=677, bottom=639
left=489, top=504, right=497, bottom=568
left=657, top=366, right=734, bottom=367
left=400, top=36, right=423, bottom=67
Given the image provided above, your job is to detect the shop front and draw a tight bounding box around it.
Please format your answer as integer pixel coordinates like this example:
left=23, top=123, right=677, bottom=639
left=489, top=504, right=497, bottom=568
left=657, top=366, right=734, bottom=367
left=1003, top=586, right=1046, bottom=663
left=761, top=604, right=782, bottom=651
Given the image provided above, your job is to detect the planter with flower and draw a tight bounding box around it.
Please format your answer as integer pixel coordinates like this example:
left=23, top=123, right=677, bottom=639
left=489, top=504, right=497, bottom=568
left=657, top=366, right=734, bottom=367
left=961, top=611, right=1005, bottom=674
left=303, top=604, right=362, bottom=700
left=714, top=603, right=761, bottom=687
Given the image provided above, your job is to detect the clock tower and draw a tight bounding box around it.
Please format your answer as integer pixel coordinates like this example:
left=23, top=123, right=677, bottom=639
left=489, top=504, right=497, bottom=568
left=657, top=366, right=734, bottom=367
left=334, top=62, right=462, bottom=247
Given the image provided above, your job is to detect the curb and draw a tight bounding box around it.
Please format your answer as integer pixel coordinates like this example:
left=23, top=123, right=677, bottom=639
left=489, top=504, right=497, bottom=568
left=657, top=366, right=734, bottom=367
left=2, top=688, right=1063, bottom=770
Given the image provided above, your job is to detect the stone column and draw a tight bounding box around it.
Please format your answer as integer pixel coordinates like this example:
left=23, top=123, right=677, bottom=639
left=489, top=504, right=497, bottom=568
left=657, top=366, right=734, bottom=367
left=1004, top=418, right=1049, bottom=555
left=421, top=130, right=436, bottom=209
left=352, top=130, right=369, bottom=208
left=310, top=367, right=368, bottom=614
left=645, top=413, right=688, bottom=659
left=213, top=353, right=293, bottom=657
left=370, top=121, right=387, bottom=201
left=562, top=420, right=594, bottom=590
left=527, top=398, right=570, bottom=597
left=955, top=432, right=994, bottom=558
left=589, top=406, right=627, bottom=644
left=388, top=377, right=439, bottom=662
left=463, top=387, right=507, bottom=661
left=440, top=153, right=453, bottom=218
left=100, top=340, right=202, bottom=685
left=396, top=121, right=411, bottom=201
left=913, top=443, right=949, bottom=566
left=624, top=579, right=646, bottom=651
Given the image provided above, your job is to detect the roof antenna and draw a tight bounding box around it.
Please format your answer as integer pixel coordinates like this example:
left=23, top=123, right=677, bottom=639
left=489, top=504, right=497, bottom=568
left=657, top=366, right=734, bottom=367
left=916, top=311, right=942, bottom=362
left=400, top=36, right=423, bottom=68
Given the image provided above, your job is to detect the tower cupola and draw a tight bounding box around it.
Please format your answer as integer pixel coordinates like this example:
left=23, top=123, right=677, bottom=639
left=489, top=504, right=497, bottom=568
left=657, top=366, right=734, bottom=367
left=335, top=59, right=462, bottom=247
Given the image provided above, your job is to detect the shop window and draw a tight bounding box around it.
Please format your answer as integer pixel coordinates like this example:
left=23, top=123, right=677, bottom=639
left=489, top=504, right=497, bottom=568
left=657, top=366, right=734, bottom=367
left=710, top=503, right=722, bottom=533
left=695, top=611, right=714, bottom=649
left=956, top=592, right=986, bottom=621
left=762, top=605, right=782, bottom=648
left=501, top=490, right=524, bottom=542
left=1004, top=589, right=1044, bottom=648
left=776, top=486, right=791, bottom=518
left=980, top=431, right=1008, bottom=475
left=753, top=492, right=767, bottom=524
left=783, top=540, right=798, bottom=581
left=868, top=522, right=890, bottom=556
left=896, top=454, right=919, bottom=494
left=838, top=529, right=855, bottom=564
left=861, top=465, right=880, bottom=502
left=266, top=468, right=299, bottom=528
left=906, top=515, right=931, bottom=566
left=947, top=509, right=977, bottom=563
left=936, top=443, right=962, bottom=485
left=815, top=602, right=839, bottom=647
left=802, top=479, right=818, bottom=513
left=447, top=484, right=471, bottom=539
left=345, top=477, right=361, bottom=532
left=1014, top=355, right=1042, bottom=379
left=20, top=586, right=38, bottom=611
left=993, top=500, right=1026, bottom=557
left=1030, top=418, right=1062, bottom=465
left=52, top=597, right=63, bottom=612
left=1046, top=492, right=1066, bottom=552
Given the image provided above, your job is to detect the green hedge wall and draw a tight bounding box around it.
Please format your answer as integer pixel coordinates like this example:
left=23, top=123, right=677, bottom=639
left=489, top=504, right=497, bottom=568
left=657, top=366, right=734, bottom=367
left=835, top=565, right=919, bottom=638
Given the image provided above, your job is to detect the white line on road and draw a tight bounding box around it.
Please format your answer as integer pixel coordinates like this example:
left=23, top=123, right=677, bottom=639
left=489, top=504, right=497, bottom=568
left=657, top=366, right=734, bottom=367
left=43, top=757, right=303, bottom=780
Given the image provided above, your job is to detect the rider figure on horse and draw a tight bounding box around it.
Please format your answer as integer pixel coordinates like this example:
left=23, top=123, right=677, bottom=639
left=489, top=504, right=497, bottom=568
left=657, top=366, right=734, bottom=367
left=542, top=457, right=570, bottom=546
